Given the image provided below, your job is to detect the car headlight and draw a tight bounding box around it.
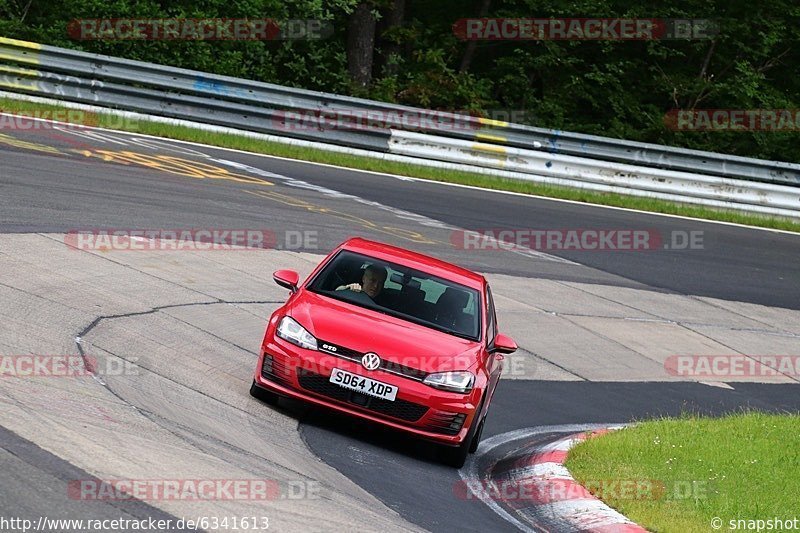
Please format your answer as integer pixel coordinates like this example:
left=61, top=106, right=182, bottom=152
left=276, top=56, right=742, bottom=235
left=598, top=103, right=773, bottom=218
left=275, top=316, right=318, bottom=350
left=423, top=371, right=475, bottom=393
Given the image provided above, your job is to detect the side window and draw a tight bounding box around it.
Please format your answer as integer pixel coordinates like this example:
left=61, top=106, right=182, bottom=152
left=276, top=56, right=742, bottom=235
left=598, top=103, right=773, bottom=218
left=486, top=286, right=497, bottom=346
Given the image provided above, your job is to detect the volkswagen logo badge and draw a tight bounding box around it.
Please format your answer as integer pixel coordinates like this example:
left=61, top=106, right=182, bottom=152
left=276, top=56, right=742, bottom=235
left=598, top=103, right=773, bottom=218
left=361, top=352, right=381, bottom=371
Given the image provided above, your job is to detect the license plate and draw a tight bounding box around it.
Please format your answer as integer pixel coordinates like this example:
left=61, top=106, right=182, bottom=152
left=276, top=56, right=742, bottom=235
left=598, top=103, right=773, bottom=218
left=329, top=368, right=398, bottom=401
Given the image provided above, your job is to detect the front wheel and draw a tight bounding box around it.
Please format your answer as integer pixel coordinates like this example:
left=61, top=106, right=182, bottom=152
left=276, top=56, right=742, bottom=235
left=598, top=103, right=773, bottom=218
left=468, top=417, right=486, bottom=454
left=439, top=396, right=485, bottom=467
left=438, top=438, right=471, bottom=468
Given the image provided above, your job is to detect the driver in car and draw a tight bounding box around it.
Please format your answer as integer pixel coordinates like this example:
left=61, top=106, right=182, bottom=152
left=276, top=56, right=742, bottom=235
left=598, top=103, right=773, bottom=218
left=336, top=264, right=387, bottom=301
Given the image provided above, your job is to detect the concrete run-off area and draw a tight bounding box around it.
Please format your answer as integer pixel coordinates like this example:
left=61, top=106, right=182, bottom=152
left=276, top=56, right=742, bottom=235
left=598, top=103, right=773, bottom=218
left=0, top=233, right=798, bottom=529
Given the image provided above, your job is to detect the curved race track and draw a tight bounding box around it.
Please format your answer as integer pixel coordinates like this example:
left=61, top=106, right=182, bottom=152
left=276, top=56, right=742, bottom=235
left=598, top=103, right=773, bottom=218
left=1, top=119, right=799, bottom=532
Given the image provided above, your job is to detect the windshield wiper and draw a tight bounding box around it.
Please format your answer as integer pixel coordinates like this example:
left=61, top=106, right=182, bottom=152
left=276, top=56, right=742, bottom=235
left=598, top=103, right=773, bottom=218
left=436, top=327, right=478, bottom=341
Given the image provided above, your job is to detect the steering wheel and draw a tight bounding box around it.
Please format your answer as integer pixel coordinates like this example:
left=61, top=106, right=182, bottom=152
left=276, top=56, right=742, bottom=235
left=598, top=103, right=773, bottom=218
left=341, top=288, right=376, bottom=306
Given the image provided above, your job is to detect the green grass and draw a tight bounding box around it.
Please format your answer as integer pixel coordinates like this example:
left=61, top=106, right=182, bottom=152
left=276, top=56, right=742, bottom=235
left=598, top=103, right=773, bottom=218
left=3, top=97, right=800, bottom=233
left=565, top=413, right=800, bottom=533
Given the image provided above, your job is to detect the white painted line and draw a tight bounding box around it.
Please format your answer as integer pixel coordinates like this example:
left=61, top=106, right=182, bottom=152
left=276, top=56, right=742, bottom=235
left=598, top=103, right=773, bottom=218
left=532, top=499, right=634, bottom=527
left=700, top=381, right=736, bottom=390
left=125, top=136, right=215, bottom=156
left=540, top=435, right=586, bottom=452
left=5, top=107, right=571, bottom=264
left=81, top=130, right=129, bottom=145
left=504, top=462, right=572, bottom=480
left=1, top=96, right=798, bottom=236
left=210, top=158, right=573, bottom=264
left=52, top=127, right=107, bottom=143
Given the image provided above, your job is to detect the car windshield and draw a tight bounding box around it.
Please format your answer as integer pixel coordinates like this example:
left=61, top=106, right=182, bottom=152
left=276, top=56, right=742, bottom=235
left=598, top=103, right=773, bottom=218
left=307, top=250, right=481, bottom=341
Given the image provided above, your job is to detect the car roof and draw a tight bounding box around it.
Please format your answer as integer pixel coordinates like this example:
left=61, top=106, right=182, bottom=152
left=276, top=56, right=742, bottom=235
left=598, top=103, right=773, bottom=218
left=339, top=237, right=485, bottom=290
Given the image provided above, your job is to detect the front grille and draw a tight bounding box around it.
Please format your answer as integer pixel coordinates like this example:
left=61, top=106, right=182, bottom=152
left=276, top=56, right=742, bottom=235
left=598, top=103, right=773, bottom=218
left=318, top=340, right=361, bottom=360
left=297, top=369, right=351, bottom=402
left=317, top=339, right=429, bottom=381
left=297, top=369, right=429, bottom=422
left=424, top=411, right=467, bottom=435
left=261, top=354, right=291, bottom=386
left=380, top=360, right=428, bottom=380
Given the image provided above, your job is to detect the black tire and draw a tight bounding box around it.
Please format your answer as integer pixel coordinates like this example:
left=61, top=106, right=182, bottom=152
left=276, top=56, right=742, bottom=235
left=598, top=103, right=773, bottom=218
left=438, top=438, right=471, bottom=468
left=468, top=417, right=485, bottom=454
left=439, top=394, right=485, bottom=467
left=470, top=387, right=496, bottom=454
left=250, top=380, right=279, bottom=406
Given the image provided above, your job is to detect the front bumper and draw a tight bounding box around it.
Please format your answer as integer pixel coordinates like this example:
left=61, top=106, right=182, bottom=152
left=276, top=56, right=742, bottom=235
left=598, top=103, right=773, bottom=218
left=252, top=337, right=481, bottom=445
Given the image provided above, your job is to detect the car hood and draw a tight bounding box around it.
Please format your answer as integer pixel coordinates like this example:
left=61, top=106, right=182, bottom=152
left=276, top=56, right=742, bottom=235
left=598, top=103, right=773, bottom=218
left=287, top=290, right=480, bottom=373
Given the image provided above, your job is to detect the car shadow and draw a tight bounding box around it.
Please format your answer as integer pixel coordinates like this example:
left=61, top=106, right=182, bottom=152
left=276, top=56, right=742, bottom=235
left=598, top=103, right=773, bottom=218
left=267, top=394, right=450, bottom=466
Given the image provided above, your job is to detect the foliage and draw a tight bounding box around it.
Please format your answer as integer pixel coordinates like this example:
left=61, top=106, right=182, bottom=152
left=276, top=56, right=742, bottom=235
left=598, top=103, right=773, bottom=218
left=1, top=0, right=798, bottom=161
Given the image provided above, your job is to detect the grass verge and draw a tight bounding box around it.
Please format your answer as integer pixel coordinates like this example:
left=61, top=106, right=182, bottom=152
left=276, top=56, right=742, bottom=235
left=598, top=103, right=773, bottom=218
left=565, top=412, right=800, bottom=533
left=2, top=96, right=800, bottom=233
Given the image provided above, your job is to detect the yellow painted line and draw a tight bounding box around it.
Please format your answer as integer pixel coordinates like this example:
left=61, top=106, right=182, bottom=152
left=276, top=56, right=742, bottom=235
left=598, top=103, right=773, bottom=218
left=71, top=149, right=273, bottom=185
left=0, top=37, right=42, bottom=50
left=475, top=133, right=507, bottom=143
left=244, top=189, right=442, bottom=245
left=0, top=133, right=62, bottom=154
left=478, top=117, right=508, bottom=127
left=80, top=151, right=117, bottom=162
left=472, top=143, right=507, bottom=155
left=26, top=108, right=795, bottom=236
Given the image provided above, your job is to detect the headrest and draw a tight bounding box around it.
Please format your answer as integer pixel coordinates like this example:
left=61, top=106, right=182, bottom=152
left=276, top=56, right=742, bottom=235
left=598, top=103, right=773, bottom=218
left=437, top=287, right=469, bottom=311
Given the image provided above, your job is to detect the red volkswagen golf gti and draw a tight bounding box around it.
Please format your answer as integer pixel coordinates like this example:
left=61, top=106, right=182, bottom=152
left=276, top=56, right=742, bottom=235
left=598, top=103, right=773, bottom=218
left=250, top=237, right=517, bottom=467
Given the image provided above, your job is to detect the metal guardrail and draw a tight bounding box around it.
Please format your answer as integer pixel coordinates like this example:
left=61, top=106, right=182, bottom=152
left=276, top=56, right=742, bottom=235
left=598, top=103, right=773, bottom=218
left=1, top=36, right=799, bottom=217
left=0, top=37, right=393, bottom=151
left=390, top=131, right=800, bottom=218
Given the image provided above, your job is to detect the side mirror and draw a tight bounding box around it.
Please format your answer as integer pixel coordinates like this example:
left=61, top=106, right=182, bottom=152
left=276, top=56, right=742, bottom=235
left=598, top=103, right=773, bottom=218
left=492, top=333, right=518, bottom=354
left=273, top=269, right=299, bottom=293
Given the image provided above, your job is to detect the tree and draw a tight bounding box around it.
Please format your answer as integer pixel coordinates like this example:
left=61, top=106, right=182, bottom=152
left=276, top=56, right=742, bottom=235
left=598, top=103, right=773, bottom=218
left=375, top=0, right=405, bottom=77
left=458, top=0, right=491, bottom=73
left=346, top=1, right=377, bottom=88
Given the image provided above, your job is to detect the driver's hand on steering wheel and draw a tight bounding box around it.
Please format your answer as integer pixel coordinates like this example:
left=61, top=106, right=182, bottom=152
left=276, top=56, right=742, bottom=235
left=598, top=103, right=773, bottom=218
left=336, top=283, right=362, bottom=292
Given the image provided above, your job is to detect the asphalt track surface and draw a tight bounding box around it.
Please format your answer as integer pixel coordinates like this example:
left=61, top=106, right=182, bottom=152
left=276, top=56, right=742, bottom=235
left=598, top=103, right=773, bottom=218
left=4, top=126, right=800, bottom=309
left=0, top=426, right=198, bottom=532
left=2, top=124, right=800, bottom=532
